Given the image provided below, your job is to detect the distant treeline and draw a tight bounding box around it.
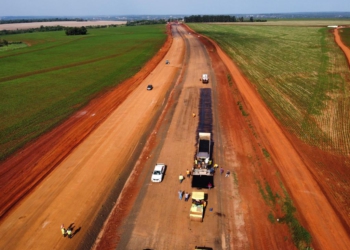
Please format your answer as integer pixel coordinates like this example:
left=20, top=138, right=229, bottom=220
left=0, top=18, right=86, bottom=24
left=0, top=25, right=66, bottom=35
left=184, top=15, right=267, bottom=23
left=0, top=24, right=123, bottom=36
left=126, top=19, right=167, bottom=26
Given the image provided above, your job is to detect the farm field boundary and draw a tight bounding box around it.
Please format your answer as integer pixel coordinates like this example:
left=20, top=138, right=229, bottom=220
left=188, top=22, right=350, bottom=155
left=0, top=25, right=167, bottom=161
left=188, top=21, right=350, bottom=242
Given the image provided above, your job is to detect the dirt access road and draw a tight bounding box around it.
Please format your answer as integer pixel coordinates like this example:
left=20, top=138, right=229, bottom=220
left=0, top=24, right=349, bottom=250
left=96, top=24, right=349, bottom=249
left=93, top=25, right=350, bottom=250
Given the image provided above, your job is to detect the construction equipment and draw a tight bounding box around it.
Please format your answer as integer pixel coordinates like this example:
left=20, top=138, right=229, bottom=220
left=190, top=191, right=207, bottom=222
left=192, top=132, right=213, bottom=188
left=196, top=132, right=211, bottom=166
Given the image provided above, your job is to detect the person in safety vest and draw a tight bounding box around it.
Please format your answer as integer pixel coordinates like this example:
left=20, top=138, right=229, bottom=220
left=67, top=227, right=73, bottom=239
left=179, top=174, right=184, bottom=183
left=61, top=224, right=66, bottom=237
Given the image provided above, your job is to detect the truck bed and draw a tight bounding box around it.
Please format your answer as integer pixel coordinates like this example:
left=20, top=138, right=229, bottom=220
left=198, top=139, right=210, bottom=153
left=191, top=175, right=214, bottom=188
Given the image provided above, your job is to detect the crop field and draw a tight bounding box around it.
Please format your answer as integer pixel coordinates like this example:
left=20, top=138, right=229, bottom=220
left=339, top=27, right=350, bottom=47
left=189, top=23, right=350, bottom=155
left=212, top=20, right=350, bottom=27
left=0, top=25, right=166, bottom=160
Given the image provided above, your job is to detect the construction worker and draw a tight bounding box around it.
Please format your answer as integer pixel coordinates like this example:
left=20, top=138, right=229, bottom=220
left=220, top=168, right=224, bottom=175
left=186, top=169, right=191, bottom=178
left=184, top=192, right=189, bottom=201
left=178, top=190, right=183, bottom=200
left=179, top=174, right=184, bottom=183
left=61, top=224, right=66, bottom=237
left=67, top=227, right=73, bottom=239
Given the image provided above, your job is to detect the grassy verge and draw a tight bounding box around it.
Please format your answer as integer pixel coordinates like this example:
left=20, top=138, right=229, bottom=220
left=188, top=23, right=350, bottom=154
left=0, top=25, right=167, bottom=160
left=257, top=180, right=312, bottom=249
left=237, top=101, right=249, bottom=116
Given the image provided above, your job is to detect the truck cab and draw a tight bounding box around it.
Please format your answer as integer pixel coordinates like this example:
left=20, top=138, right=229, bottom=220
left=201, top=74, right=209, bottom=83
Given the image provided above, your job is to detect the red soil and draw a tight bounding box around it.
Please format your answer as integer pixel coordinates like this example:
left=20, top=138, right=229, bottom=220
left=0, top=24, right=173, bottom=220
left=0, top=23, right=349, bottom=250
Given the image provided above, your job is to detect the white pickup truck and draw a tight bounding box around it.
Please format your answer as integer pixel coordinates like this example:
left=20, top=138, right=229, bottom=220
left=201, top=74, right=209, bottom=83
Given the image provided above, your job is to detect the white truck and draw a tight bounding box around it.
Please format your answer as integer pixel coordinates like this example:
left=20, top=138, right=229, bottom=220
left=201, top=74, right=209, bottom=83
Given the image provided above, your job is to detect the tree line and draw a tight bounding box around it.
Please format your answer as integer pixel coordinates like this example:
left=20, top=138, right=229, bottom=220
left=0, top=18, right=86, bottom=24
left=0, top=25, right=66, bottom=36
left=0, top=38, right=8, bottom=46
left=184, top=15, right=266, bottom=23
left=126, top=19, right=167, bottom=26
left=0, top=24, right=124, bottom=36
left=0, top=38, right=23, bottom=47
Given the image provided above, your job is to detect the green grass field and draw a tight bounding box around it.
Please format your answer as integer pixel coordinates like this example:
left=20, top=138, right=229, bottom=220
left=0, top=25, right=167, bottom=160
left=188, top=23, right=350, bottom=154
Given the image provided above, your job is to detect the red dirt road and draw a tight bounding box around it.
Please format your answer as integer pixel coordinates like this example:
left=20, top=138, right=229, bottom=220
left=0, top=24, right=173, bottom=249
left=94, top=25, right=350, bottom=250
left=0, top=24, right=349, bottom=250
left=0, top=26, right=172, bottom=220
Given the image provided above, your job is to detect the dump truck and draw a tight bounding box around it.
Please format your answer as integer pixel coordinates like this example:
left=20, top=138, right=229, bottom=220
left=201, top=74, right=209, bottom=83
left=190, top=191, right=207, bottom=222
left=191, top=132, right=214, bottom=188
left=196, top=132, right=211, bottom=167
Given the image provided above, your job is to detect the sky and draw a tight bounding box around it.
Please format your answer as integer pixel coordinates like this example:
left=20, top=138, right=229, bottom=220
left=1, top=0, right=350, bottom=16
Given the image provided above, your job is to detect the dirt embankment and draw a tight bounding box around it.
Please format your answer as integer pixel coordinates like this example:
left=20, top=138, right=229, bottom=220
left=0, top=24, right=173, bottom=220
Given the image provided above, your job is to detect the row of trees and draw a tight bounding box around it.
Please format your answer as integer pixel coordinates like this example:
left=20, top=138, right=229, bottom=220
left=0, top=25, right=66, bottom=35
left=65, top=26, right=87, bottom=35
left=126, top=19, right=167, bottom=26
left=184, top=15, right=266, bottom=23
left=0, top=24, right=124, bottom=36
left=0, top=39, right=8, bottom=46
left=0, top=39, right=23, bottom=47
left=0, top=18, right=85, bottom=24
